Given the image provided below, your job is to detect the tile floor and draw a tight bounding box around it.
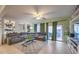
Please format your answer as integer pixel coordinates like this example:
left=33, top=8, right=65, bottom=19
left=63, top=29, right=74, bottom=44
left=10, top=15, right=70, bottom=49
left=39, top=40, right=72, bottom=54
left=0, top=40, right=72, bottom=54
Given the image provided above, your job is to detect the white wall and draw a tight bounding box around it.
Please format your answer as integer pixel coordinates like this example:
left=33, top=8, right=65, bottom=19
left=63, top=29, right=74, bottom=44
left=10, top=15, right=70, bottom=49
left=0, top=17, right=2, bottom=45
left=14, top=18, right=34, bottom=32
left=0, top=23, right=1, bottom=45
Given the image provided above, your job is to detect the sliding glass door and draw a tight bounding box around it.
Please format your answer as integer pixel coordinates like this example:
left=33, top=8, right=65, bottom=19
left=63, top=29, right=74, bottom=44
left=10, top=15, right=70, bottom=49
left=56, top=25, right=62, bottom=41
left=74, top=24, right=79, bottom=38
left=37, top=24, right=40, bottom=32
left=48, top=25, right=52, bottom=40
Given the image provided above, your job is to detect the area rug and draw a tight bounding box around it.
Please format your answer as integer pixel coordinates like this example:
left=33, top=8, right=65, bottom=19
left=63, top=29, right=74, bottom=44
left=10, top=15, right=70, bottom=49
left=13, top=40, right=47, bottom=54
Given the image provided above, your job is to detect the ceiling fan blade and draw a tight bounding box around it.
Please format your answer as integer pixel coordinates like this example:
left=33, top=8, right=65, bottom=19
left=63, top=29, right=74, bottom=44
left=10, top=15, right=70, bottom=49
left=43, top=11, right=56, bottom=16
left=42, top=17, right=47, bottom=20
left=23, top=12, right=33, bottom=16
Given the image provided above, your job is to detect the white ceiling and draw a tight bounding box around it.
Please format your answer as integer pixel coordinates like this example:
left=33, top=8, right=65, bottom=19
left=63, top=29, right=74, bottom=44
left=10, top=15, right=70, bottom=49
left=0, top=5, right=6, bottom=16
left=0, top=5, right=77, bottom=21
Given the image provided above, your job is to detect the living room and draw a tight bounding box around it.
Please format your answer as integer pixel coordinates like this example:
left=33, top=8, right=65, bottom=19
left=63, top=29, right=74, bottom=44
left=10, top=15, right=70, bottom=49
left=0, top=5, right=79, bottom=54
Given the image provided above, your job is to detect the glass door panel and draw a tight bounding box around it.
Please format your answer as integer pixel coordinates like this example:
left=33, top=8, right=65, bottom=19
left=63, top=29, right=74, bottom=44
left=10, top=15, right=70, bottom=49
left=48, top=26, right=52, bottom=40
left=56, top=25, right=62, bottom=41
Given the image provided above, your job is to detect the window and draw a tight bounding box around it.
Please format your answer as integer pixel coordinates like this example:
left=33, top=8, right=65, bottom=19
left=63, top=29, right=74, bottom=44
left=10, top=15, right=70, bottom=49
left=37, top=24, right=40, bottom=32
left=48, top=25, right=52, bottom=40
left=30, top=26, right=34, bottom=32
left=56, top=25, right=62, bottom=41
left=74, top=24, right=79, bottom=38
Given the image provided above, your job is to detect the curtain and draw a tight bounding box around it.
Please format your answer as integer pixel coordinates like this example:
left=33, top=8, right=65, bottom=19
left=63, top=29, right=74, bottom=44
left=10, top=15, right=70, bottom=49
left=34, top=24, right=37, bottom=32
left=52, top=22, right=57, bottom=41
left=46, top=23, right=48, bottom=40
left=40, top=23, right=45, bottom=33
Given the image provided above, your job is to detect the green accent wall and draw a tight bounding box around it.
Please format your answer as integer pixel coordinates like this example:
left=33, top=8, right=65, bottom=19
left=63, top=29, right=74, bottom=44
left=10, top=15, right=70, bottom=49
left=46, top=23, right=48, bottom=40
left=33, top=17, right=70, bottom=42
left=40, top=23, right=45, bottom=32
left=52, top=22, right=57, bottom=41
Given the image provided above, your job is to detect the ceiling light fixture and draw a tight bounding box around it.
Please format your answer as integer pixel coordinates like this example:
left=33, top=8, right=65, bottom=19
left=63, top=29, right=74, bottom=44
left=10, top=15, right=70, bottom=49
left=36, top=15, right=41, bottom=20
left=36, top=16, right=41, bottom=20
left=33, top=12, right=42, bottom=20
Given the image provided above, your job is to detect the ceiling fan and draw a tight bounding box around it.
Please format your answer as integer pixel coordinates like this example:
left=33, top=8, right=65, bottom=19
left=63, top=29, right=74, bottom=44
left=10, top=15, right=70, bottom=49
left=23, top=6, right=47, bottom=20
left=23, top=12, right=47, bottom=20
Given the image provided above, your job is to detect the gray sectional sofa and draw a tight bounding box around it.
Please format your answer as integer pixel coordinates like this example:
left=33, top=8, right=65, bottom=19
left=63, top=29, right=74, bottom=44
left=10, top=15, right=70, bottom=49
left=6, top=32, right=47, bottom=45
